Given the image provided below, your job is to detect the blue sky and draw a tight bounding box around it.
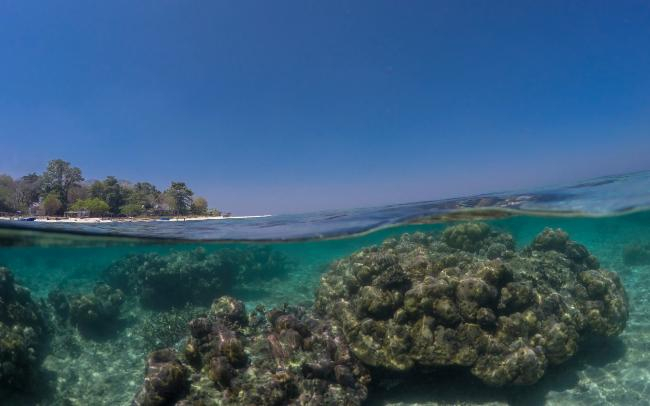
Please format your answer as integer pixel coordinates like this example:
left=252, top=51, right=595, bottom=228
left=1, top=1, right=649, bottom=214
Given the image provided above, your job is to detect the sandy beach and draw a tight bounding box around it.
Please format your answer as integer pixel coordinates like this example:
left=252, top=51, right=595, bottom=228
left=0, top=215, right=271, bottom=224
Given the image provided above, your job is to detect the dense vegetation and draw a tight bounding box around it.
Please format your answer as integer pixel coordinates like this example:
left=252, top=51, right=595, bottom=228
left=0, top=159, right=215, bottom=217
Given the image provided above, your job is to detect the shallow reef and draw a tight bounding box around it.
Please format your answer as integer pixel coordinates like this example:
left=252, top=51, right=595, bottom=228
left=315, top=223, right=629, bottom=386
left=0, top=219, right=640, bottom=405
left=133, top=296, right=370, bottom=405
left=69, top=283, right=124, bottom=335
left=104, top=247, right=292, bottom=310
left=0, top=267, right=48, bottom=394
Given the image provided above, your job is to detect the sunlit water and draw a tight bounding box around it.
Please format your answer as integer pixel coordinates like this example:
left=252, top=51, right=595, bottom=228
left=1, top=172, right=650, bottom=405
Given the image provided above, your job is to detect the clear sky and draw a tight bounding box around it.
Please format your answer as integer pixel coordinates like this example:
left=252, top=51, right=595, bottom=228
left=1, top=1, right=649, bottom=214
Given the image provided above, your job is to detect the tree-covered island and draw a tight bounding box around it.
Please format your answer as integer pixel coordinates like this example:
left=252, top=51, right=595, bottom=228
left=0, top=159, right=221, bottom=218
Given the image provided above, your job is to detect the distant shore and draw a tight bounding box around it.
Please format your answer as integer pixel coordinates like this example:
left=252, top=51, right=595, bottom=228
left=0, top=215, right=271, bottom=223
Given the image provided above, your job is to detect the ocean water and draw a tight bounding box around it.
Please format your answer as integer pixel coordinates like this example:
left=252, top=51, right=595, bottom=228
left=1, top=173, right=650, bottom=405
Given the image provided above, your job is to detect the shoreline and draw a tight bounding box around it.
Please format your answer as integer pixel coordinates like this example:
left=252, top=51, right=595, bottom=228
left=0, top=215, right=272, bottom=224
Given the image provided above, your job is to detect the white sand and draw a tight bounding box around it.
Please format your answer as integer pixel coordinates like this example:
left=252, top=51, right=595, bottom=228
left=0, top=215, right=271, bottom=224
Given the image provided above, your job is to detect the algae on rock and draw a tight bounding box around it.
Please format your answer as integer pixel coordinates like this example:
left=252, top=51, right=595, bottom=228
left=0, top=267, right=48, bottom=393
left=133, top=296, right=370, bottom=405
left=315, top=223, right=628, bottom=386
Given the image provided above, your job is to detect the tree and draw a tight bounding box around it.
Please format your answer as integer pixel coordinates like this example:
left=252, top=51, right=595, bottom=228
left=67, top=184, right=90, bottom=206
left=120, top=203, right=144, bottom=217
left=0, top=175, right=17, bottom=212
left=89, top=180, right=105, bottom=200
left=16, top=173, right=42, bottom=210
left=89, top=176, right=128, bottom=215
left=42, top=193, right=62, bottom=215
left=190, top=197, right=208, bottom=215
left=41, top=159, right=83, bottom=209
left=163, top=182, right=193, bottom=215
left=70, top=198, right=110, bottom=216
left=102, top=176, right=125, bottom=214
left=128, top=182, right=161, bottom=210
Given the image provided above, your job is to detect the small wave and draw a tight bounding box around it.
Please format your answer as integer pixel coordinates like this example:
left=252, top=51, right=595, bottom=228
left=1, top=170, right=649, bottom=242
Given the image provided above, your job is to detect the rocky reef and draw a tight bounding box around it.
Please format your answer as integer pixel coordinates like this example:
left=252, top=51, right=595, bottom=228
left=133, top=296, right=370, bottom=405
left=315, top=223, right=629, bottom=386
left=104, top=247, right=291, bottom=310
left=69, top=283, right=125, bottom=336
left=0, top=267, right=48, bottom=393
left=47, top=283, right=125, bottom=338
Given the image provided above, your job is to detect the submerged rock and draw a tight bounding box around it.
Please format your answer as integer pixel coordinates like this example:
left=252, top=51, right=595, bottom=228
left=105, top=247, right=291, bottom=310
left=315, top=224, right=628, bottom=386
left=69, top=283, right=125, bottom=336
left=0, top=267, right=48, bottom=393
left=133, top=296, right=370, bottom=405
left=47, top=289, right=70, bottom=320
left=133, top=349, right=190, bottom=406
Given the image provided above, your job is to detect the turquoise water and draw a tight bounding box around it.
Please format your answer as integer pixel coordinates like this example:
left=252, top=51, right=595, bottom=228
left=1, top=209, right=649, bottom=405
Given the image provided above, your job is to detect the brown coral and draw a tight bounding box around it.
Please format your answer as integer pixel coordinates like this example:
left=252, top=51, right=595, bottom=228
left=133, top=296, right=370, bottom=405
left=0, top=267, right=48, bottom=393
left=69, top=283, right=125, bottom=337
left=315, top=224, right=628, bottom=386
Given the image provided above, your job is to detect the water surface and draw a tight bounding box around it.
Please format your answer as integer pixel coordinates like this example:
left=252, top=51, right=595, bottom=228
left=1, top=173, right=650, bottom=405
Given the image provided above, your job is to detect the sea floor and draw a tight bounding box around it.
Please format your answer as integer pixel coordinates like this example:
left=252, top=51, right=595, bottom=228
left=3, top=266, right=321, bottom=406
left=2, top=215, right=650, bottom=405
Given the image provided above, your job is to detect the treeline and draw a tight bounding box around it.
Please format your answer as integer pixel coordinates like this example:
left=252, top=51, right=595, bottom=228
left=0, top=159, right=214, bottom=217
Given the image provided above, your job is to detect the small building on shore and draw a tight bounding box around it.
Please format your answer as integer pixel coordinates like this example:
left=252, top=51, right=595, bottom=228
left=64, top=210, right=90, bottom=218
left=28, top=202, right=43, bottom=216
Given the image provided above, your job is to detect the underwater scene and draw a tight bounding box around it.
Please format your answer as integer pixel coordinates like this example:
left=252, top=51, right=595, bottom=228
left=1, top=173, right=650, bottom=406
